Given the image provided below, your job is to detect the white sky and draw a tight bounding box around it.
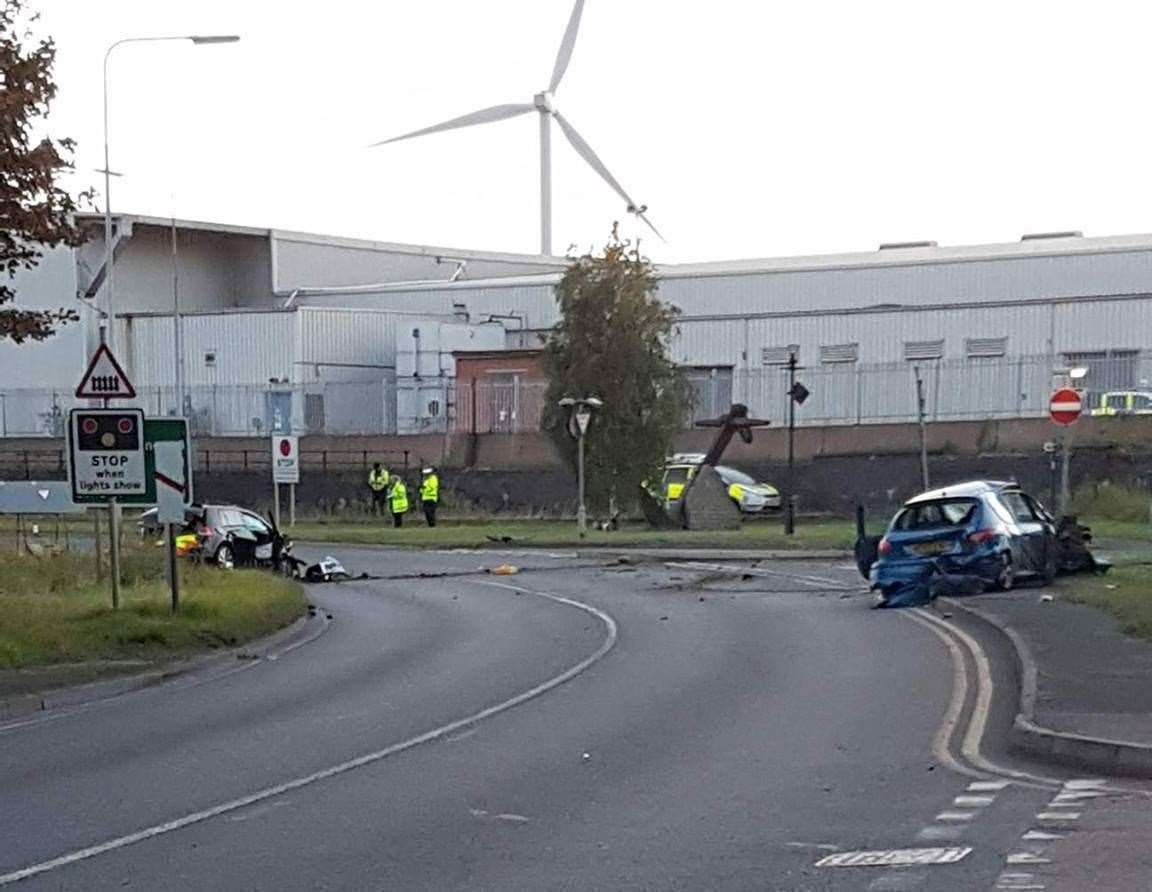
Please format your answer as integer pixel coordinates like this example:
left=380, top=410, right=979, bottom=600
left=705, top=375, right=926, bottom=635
left=39, top=0, right=1152, bottom=264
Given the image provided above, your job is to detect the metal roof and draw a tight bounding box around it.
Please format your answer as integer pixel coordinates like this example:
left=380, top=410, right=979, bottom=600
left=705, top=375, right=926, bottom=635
left=73, top=212, right=569, bottom=268
left=656, top=233, right=1152, bottom=280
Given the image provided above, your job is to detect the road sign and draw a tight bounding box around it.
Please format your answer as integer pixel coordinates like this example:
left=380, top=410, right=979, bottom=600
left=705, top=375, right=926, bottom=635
left=146, top=418, right=192, bottom=522
left=68, top=408, right=147, bottom=502
left=1049, top=388, right=1083, bottom=426
left=0, top=481, right=86, bottom=514
left=272, top=435, right=299, bottom=483
left=789, top=381, right=810, bottom=405
left=75, top=343, right=136, bottom=399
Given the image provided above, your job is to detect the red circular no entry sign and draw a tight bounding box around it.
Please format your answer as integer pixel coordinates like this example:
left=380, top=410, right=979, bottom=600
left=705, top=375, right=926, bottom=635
left=1049, top=387, right=1083, bottom=425
left=279, top=438, right=292, bottom=456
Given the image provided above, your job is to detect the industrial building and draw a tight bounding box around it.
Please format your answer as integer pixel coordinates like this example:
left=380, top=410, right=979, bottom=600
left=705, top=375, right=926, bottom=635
left=4, top=214, right=1151, bottom=437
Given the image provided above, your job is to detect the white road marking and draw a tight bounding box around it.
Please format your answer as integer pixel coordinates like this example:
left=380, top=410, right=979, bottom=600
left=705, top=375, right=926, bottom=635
left=868, top=871, right=930, bottom=890
left=494, top=813, right=531, bottom=823
left=953, top=794, right=995, bottom=807
left=1006, top=853, right=1052, bottom=865
left=817, top=846, right=971, bottom=868
left=969, top=780, right=1010, bottom=791
left=935, top=811, right=976, bottom=822
left=1064, top=779, right=1107, bottom=790
left=1051, top=790, right=1105, bottom=802
left=1021, top=830, right=1063, bottom=841
left=1036, top=811, right=1080, bottom=821
left=915, top=825, right=964, bottom=841
left=0, top=580, right=619, bottom=887
left=784, top=842, right=840, bottom=852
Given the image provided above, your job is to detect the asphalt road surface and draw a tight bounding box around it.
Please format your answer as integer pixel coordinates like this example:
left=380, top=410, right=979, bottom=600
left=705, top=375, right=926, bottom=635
left=0, top=547, right=1142, bottom=890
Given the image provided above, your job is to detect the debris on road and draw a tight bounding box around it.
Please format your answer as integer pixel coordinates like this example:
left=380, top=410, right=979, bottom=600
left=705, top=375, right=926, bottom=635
left=489, top=564, right=520, bottom=576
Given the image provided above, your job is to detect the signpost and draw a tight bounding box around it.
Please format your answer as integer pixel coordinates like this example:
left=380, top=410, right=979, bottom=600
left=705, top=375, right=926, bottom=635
left=72, top=342, right=138, bottom=610
left=1049, top=387, right=1083, bottom=515
left=147, top=419, right=192, bottom=614
left=271, top=435, right=299, bottom=528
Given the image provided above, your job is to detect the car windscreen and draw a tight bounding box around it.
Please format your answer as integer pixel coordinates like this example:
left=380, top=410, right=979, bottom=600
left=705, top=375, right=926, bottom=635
left=717, top=467, right=756, bottom=486
left=893, top=498, right=979, bottom=531
left=664, top=467, right=692, bottom=485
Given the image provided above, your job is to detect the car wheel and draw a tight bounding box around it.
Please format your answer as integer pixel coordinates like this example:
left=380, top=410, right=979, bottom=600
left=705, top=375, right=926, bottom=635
left=215, top=543, right=234, bottom=570
left=993, top=552, right=1015, bottom=591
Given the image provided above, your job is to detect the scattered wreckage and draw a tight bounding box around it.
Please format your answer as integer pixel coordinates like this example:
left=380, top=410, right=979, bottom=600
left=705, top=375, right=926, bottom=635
left=856, top=480, right=1109, bottom=608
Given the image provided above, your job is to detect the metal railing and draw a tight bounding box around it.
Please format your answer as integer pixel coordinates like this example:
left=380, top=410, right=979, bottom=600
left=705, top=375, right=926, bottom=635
left=2, top=353, right=1147, bottom=438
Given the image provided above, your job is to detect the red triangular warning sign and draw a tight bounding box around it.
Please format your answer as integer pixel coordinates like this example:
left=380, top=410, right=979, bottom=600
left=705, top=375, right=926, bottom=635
left=76, top=343, right=136, bottom=399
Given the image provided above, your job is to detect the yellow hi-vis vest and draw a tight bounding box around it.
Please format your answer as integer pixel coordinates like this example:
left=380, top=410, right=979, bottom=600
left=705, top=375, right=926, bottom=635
left=421, top=473, right=439, bottom=503
left=390, top=480, right=409, bottom=513
left=369, top=468, right=390, bottom=491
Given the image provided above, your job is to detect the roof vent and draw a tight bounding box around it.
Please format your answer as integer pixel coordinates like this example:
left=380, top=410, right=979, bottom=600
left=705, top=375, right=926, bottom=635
left=1020, top=231, right=1082, bottom=241
left=878, top=240, right=937, bottom=250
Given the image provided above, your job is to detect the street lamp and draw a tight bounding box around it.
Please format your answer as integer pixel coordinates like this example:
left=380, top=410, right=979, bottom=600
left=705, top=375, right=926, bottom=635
left=101, top=34, right=240, bottom=350
left=558, top=396, right=603, bottom=535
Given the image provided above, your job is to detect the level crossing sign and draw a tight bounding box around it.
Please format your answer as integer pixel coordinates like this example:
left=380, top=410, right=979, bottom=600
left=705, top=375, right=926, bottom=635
left=68, top=408, right=147, bottom=502
left=1049, top=388, right=1083, bottom=426
left=75, top=343, right=136, bottom=400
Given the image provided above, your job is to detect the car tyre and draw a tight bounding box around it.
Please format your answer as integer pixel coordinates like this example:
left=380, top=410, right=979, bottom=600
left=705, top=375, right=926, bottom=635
left=215, top=542, right=235, bottom=570
left=993, top=552, right=1015, bottom=591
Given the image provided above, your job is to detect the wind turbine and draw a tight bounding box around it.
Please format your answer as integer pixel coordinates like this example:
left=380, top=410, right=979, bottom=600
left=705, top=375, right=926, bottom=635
left=370, top=0, right=660, bottom=255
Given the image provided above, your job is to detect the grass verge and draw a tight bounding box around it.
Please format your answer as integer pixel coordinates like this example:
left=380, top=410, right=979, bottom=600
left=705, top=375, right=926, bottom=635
left=290, top=517, right=856, bottom=551
left=0, top=548, right=306, bottom=671
left=1065, top=562, right=1152, bottom=641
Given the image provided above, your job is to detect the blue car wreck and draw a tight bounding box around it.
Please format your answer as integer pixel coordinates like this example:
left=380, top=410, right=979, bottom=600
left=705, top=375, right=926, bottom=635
left=869, top=481, right=1059, bottom=607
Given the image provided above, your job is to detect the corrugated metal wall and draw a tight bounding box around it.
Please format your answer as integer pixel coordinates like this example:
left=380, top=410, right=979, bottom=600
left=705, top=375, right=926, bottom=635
left=659, top=247, right=1152, bottom=316
left=119, top=311, right=298, bottom=386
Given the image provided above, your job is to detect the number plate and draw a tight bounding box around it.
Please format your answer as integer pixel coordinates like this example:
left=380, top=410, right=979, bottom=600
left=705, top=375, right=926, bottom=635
left=910, top=540, right=952, bottom=556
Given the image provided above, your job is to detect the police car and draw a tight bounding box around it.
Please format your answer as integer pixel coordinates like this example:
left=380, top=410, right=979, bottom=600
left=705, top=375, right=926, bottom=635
left=662, top=454, right=782, bottom=514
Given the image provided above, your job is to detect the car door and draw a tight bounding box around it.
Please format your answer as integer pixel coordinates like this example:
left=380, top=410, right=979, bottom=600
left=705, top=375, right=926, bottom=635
left=240, top=511, right=275, bottom=561
left=1021, top=493, right=1057, bottom=575
left=997, top=491, right=1046, bottom=573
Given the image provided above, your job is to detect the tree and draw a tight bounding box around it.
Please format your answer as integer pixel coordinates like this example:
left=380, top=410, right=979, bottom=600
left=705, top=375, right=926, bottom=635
left=543, top=227, right=692, bottom=512
left=0, top=0, right=87, bottom=343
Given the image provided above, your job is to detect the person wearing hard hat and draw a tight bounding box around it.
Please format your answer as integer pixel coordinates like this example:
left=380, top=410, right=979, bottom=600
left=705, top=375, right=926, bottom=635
left=420, top=467, right=440, bottom=527
left=368, top=462, right=391, bottom=517
left=388, top=475, right=410, bottom=528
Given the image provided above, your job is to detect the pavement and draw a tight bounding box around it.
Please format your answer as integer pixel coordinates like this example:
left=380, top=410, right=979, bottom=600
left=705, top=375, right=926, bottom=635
left=0, top=546, right=1150, bottom=889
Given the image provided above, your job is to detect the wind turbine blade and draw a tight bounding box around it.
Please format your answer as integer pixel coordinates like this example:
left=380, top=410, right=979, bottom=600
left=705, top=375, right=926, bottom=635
left=636, top=212, right=666, bottom=242
left=548, top=0, right=586, bottom=92
left=553, top=111, right=636, bottom=208
left=555, top=111, right=664, bottom=240
left=369, top=103, right=535, bottom=147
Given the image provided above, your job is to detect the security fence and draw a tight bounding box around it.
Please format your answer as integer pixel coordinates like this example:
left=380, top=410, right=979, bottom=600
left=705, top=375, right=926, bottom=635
left=1, top=353, right=1147, bottom=438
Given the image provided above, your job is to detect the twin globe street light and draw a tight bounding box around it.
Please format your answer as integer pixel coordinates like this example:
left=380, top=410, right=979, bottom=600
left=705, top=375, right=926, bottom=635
left=558, top=396, right=603, bottom=535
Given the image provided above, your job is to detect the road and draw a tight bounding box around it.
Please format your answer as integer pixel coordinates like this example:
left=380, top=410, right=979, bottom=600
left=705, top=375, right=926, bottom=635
left=0, top=547, right=1143, bottom=890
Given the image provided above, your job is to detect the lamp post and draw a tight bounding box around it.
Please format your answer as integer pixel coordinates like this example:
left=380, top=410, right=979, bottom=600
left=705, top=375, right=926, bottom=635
left=101, top=34, right=240, bottom=349
left=559, top=396, right=603, bottom=535
left=99, top=33, right=239, bottom=611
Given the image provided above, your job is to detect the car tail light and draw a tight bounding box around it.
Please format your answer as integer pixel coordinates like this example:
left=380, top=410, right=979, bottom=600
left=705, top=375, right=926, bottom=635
left=967, top=529, right=996, bottom=545
left=878, top=537, right=892, bottom=556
